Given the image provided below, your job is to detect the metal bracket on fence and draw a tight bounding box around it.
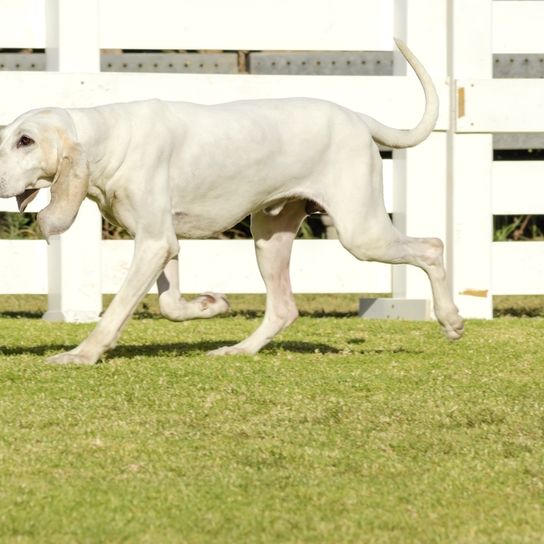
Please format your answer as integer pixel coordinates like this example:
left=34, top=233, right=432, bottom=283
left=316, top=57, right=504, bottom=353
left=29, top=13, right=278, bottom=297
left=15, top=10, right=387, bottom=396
left=248, top=51, right=393, bottom=76
left=101, top=52, right=239, bottom=74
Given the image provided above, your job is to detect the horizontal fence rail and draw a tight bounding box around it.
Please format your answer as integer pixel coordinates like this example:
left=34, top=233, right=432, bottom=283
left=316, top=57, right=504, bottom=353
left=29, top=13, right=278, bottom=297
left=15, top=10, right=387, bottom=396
left=0, top=240, right=392, bottom=295
left=0, top=0, right=394, bottom=51
left=0, top=238, right=541, bottom=297
left=456, top=79, right=544, bottom=133
left=0, top=72, right=449, bottom=130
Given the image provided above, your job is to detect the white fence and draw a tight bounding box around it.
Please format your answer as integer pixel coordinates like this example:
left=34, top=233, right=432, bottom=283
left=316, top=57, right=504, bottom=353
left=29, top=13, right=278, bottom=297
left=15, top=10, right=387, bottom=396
left=0, top=0, right=543, bottom=321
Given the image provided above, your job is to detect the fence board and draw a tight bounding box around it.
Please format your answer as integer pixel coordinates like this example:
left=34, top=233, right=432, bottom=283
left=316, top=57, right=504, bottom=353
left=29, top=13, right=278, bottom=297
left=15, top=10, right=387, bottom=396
left=99, top=0, right=393, bottom=52
left=456, top=79, right=544, bottom=133
left=493, top=1, right=544, bottom=54
left=0, top=72, right=449, bottom=131
left=0, top=191, right=50, bottom=213
left=102, top=239, right=392, bottom=294
left=0, top=239, right=392, bottom=295
left=0, top=0, right=45, bottom=49
left=0, top=240, right=47, bottom=294
left=492, top=241, right=544, bottom=295
left=492, top=161, right=544, bottom=215
left=4, top=239, right=542, bottom=297
left=0, top=0, right=393, bottom=51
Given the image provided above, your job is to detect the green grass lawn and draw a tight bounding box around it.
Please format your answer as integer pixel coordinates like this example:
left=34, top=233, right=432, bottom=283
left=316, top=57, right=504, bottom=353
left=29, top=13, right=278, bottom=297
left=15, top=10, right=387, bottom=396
left=0, top=295, right=543, bottom=543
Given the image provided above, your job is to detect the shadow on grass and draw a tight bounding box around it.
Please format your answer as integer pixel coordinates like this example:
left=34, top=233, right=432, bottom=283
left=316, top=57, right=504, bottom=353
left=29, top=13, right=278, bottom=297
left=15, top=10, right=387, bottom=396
left=0, top=310, right=45, bottom=319
left=113, top=340, right=343, bottom=358
left=0, top=340, right=341, bottom=358
left=494, top=308, right=544, bottom=318
left=0, top=340, right=425, bottom=359
left=0, top=309, right=359, bottom=320
left=0, top=344, right=76, bottom=357
left=359, top=347, right=422, bottom=355
left=229, top=309, right=359, bottom=319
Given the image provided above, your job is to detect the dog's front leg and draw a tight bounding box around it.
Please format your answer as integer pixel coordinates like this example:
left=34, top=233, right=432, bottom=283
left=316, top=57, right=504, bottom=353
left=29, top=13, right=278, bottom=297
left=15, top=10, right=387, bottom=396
left=46, top=237, right=178, bottom=365
left=157, top=256, right=230, bottom=321
left=209, top=201, right=307, bottom=356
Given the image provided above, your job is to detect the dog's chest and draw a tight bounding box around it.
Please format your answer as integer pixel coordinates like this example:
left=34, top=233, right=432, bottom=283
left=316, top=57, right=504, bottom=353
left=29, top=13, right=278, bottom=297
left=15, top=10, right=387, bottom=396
left=87, top=184, right=134, bottom=233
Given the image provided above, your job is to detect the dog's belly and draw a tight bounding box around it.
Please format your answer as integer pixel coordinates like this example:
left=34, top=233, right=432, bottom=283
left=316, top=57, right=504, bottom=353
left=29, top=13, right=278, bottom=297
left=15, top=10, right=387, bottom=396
left=171, top=209, right=235, bottom=239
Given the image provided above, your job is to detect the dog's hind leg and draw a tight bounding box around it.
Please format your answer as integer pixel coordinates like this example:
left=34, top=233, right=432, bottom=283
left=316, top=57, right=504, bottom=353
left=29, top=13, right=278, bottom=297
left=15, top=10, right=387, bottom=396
left=209, top=200, right=307, bottom=355
left=328, top=149, right=464, bottom=340
left=157, top=256, right=230, bottom=321
left=339, top=225, right=464, bottom=339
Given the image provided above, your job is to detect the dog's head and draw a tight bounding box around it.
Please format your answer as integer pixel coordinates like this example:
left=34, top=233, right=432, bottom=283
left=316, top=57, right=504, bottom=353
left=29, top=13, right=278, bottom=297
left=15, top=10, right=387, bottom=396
left=0, top=108, right=89, bottom=241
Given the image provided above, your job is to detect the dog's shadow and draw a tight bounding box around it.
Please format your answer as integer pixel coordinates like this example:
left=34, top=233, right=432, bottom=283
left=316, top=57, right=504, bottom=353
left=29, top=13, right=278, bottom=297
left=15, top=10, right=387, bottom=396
left=0, top=338, right=424, bottom=360
left=0, top=340, right=342, bottom=359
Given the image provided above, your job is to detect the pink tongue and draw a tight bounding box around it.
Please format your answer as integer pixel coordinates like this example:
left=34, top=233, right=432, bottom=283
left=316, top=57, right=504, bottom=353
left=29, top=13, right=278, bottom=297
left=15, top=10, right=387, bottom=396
left=16, top=189, right=40, bottom=212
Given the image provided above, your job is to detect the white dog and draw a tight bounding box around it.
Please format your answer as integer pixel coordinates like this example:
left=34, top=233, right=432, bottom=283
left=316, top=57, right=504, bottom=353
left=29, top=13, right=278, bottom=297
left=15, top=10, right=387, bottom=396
left=0, top=39, right=463, bottom=364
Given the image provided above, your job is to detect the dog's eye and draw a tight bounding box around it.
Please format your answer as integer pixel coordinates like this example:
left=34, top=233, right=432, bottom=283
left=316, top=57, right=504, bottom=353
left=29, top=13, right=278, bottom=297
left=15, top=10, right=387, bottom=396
left=17, top=135, right=35, bottom=149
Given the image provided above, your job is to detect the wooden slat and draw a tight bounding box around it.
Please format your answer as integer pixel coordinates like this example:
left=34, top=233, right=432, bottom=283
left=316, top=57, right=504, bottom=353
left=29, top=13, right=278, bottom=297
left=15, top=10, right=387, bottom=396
left=0, top=240, right=48, bottom=294
left=0, top=72, right=450, bottom=131
left=0, top=191, right=50, bottom=213
left=383, top=159, right=393, bottom=213
left=493, top=1, right=544, bottom=54
left=101, top=239, right=391, bottom=295
left=0, top=0, right=45, bottom=49
left=99, top=0, right=393, bottom=51
left=456, top=79, right=544, bottom=133
left=492, top=241, right=544, bottom=295
left=492, top=161, right=544, bottom=215
left=0, top=238, right=391, bottom=295
left=4, top=239, right=544, bottom=297
left=0, top=0, right=393, bottom=51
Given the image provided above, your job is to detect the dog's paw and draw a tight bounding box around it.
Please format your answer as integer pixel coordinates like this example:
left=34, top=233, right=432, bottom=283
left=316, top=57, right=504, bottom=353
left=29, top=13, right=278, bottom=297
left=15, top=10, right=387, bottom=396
left=46, top=350, right=98, bottom=365
left=434, top=304, right=464, bottom=341
left=196, top=292, right=230, bottom=318
left=442, top=314, right=464, bottom=341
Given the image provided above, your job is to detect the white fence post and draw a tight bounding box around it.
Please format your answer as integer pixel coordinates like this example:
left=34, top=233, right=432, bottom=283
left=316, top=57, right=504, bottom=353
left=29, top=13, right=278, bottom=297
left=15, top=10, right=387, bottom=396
left=42, top=0, right=102, bottom=323
left=447, top=0, right=493, bottom=319
left=360, top=0, right=449, bottom=320
left=392, top=0, right=448, bottom=317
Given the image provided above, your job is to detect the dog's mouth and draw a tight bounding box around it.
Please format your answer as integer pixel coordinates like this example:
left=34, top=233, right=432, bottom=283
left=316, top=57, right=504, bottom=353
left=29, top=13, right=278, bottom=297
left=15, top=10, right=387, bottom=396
left=16, top=188, right=39, bottom=212
left=16, top=179, right=51, bottom=212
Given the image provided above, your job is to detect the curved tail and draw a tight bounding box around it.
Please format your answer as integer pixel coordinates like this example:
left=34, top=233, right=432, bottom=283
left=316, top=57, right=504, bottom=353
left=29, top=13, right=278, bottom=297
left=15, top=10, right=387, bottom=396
left=360, top=38, right=439, bottom=149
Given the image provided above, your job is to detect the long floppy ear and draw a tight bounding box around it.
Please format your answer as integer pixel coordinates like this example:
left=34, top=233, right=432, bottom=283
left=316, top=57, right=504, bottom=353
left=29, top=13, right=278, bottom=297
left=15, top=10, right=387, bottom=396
left=37, top=142, right=89, bottom=242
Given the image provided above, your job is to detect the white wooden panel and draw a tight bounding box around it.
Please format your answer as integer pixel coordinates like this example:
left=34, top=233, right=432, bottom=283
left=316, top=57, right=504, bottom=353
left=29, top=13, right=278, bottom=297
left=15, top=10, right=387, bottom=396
left=43, top=0, right=103, bottom=323
left=99, top=0, right=393, bottom=51
left=492, top=161, right=544, bottom=215
left=0, top=190, right=50, bottom=213
left=383, top=159, right=393, bottom=213
left=449, top=134, right=493, bottom=318
left=448, top=0, right=493, bottom=319
left=3, top=225, right=544, bottom=296
left=394, top=0, right=447, bottom=77
left=0, top=72, right=450, bottom=131
left=493, top=1, right=544, bottom=54
left=0, top=240, right=48, bottom=294
left=456, top=79, right=544, bottom=133
left=0, top=0, right=46, bottom=48
left=44, top=199, right=102, bottom=323
left=0, top=0, right=393, bottom=51
left=392, top=132, right=448, bottom=301
left=492, top=241, right=544, bottom=295
left=101, top=240, right=392, bottom=294
left=47, top=0, right=100, bottom=73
